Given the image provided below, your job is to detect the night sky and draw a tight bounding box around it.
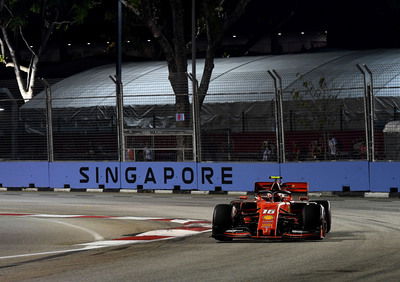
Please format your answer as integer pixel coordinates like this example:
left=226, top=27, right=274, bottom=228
left=2, top=0, right=400, bottom=79
left=60, top=0, right=400, bottom=48
left=236, top=0, right=400, bottom=48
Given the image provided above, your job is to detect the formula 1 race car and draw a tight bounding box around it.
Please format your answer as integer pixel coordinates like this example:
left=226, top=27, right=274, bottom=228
left=212, top=176, right=331, bottom=241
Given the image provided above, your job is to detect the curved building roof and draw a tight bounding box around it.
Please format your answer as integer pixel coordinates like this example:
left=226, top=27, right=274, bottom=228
left=23, top=49, right=400, bottom=109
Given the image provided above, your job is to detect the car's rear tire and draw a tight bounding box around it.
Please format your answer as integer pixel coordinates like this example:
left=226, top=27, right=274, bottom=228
left=212, top=204, right=233, bottom=241
left=313, top=200, right=331, bottom=233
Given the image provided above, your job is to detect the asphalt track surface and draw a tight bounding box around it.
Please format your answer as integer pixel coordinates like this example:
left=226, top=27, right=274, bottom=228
left=0, top=192, right=399, bottom=282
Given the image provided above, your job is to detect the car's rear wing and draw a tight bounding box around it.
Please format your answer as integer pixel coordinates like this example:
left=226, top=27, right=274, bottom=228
left=254, top=182, right=308, bottom=194
left=282, top=182, right=308, bottom=193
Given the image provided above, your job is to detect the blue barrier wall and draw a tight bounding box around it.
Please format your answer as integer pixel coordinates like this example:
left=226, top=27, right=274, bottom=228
left=0, top=161, right=398, bottom=191
left=0, top=162, right=49, bottom=187
left=369, top=162, right=400, bottom=191
left=280, top=161, right=370, bottom=191
left=195, top=163, right=280, bottom=191
left=120, top=162, right=197, bottom=190
left=50, top=162, right=121, bottom=189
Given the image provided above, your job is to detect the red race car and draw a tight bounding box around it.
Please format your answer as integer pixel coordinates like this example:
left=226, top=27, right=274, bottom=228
left=212, top=176, right=331, bottom=241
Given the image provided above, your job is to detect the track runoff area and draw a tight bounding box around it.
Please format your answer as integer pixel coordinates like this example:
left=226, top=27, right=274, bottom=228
left=0, top=213, right=211, bottom=260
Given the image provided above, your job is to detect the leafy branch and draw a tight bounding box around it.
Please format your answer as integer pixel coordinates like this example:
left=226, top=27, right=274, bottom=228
left=291, top=74, right=340, bottom=131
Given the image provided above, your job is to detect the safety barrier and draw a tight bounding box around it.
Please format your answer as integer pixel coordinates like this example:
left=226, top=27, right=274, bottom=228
left=0, top=161, right=399, bottom=192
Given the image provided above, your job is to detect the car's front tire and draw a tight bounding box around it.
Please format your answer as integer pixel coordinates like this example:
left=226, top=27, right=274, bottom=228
left=303, top=203, right=327, bottom=240
left=302, top=203, right=320, bottom=230
left=212, top=204, right=233, bottom=241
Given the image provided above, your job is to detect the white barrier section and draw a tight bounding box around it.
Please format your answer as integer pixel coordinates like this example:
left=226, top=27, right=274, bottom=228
left=364, top=192, right=389, bottom=198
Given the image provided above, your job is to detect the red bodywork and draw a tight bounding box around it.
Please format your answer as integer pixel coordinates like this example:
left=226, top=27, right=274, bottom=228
left=212, top=179, right=329, bottom=241
left=255, top=181, right=308, bottom=194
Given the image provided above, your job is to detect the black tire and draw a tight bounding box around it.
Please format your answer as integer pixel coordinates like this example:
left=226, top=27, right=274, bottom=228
left=313, top=200, right=331, bottom=233
left=302, top=203, right=321, bottom=230
left=212, top=204, right=233, bottom=241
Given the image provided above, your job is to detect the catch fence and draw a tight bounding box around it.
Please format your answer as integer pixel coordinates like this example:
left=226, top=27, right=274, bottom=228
left=1, top=63, right=400, bottom=163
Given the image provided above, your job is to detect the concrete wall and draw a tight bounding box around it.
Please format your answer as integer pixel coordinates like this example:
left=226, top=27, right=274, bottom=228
left=0, top=161, right=398, bottom=192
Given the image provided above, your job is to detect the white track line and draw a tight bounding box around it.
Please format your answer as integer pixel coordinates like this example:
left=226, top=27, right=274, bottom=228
left=111, top=216, right=164, bottom=220
left=0, top=246, right=100, bottom=260
left=0, top=213, right=211, bottom=260
left=26, top=214, right=84, bottom=218
left=46, top=219, right=104, bottom=241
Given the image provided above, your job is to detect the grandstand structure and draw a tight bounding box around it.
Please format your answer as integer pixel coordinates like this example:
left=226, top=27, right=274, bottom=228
left=4, top=49, right=400, bottom=162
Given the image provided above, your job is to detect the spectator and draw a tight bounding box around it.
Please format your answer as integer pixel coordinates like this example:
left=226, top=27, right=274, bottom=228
left=143, top=144, right=153, bottom=161
left=360, top=141, right=367, bottom=158
left=353, top=139, right=364, bottom=158
left=127, top=149, right=135, bottom=161
left=309, top=140, right=318, bottom=160
left=261, top=141, right=272, bottom=161
left=328, top=136, right=338, bottom=159
left=291, top=141, right=300, bottom=161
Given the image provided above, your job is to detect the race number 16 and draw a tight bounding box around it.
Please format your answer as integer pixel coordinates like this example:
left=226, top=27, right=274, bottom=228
left=263, top=209, right=275, bottom=214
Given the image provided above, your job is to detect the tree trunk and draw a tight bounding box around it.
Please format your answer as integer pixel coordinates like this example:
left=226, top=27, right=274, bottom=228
left=122, top=0, right=253, bottom=161
left=169, top=71, right=190, bottom=161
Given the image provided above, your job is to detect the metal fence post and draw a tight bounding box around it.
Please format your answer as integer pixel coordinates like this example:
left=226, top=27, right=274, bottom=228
left=356, top=64, right=375, bottom=162
left=114, top=0, right=125, bottom=162
left=40, top=78, right=54, bottom=162
left=117, top=81, right=125, bottom=162
left=268, top=70, right=285, bottom=163
left=365, top=65, right=375, bottom=162
left=188, top=73, right=201, bottom=162
left=110, top=75, right=125, bottom=162
left=190, top=0, right=201, bottom=163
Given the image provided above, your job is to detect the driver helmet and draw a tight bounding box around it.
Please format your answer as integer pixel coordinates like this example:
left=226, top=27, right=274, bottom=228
left=271, top=181, right=281, bottom=191
left=258, top=191, right=272, bottom=201
left=273, top=193, right=281, bottom=202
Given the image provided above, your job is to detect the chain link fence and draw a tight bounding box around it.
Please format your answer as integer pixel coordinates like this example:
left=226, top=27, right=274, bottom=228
left=1, top=63, right=400, bottom=162
left=281, top=68, right=366, bottom=161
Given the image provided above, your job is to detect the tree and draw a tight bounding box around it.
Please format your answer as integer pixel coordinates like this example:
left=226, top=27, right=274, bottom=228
left=121, top=0, right=252, bottom=160
left=121, top=0, right=252, bottom=111
left=291, top=75, right=342, bottom=159
left=0, top=0, right=95, bottom=101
